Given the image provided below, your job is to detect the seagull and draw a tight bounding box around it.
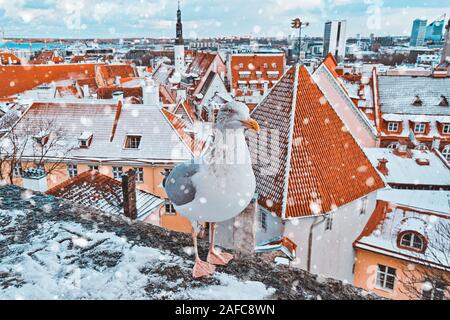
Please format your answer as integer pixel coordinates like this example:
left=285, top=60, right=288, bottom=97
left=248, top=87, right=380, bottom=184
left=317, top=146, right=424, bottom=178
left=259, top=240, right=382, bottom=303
left=164, top=101, right=260, bottom=278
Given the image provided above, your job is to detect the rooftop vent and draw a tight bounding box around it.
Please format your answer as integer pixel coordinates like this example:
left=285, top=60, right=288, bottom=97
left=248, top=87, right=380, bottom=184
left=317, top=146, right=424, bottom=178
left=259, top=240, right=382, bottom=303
left=32, top=132, right=50, bottom=146
left=377, top=158, right=389, bottom=176
left=439, top=95, right=449, bottom=107
left=412, top=95, right=423, bottom=106
left=415, top=158, right=430, bottom=166
left=78, top=132, right=93, bottom=149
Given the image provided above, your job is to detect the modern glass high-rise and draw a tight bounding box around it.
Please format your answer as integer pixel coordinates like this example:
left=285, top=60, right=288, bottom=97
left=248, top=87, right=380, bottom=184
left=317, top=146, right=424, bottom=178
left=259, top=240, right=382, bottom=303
left=425, top=19, right=445, bottom=43
left=323, top=20, right=347, bottom=60
left=410, top=19, right=427, bottom=47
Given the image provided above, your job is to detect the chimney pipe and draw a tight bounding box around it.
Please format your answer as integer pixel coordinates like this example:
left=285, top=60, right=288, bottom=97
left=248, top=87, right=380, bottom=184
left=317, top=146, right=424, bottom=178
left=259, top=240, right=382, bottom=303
left=122, top=169, right=137, bottom=220
left=22, top=168, right=48, bottom=193
left=377, top=158, right=389, bottom=176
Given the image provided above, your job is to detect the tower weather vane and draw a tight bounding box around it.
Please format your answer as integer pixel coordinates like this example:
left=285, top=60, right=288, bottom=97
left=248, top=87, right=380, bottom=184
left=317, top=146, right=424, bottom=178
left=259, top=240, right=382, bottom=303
left=291, top=18, right=309, bottom=63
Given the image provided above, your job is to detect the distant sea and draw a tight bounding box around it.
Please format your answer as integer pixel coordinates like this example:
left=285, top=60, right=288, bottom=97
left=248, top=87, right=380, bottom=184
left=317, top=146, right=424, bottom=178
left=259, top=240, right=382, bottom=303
left=0, top=42, right=67, bottom=51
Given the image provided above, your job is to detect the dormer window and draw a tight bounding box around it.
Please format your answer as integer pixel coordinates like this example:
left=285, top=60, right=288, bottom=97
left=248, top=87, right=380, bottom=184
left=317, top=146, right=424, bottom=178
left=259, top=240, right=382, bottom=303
left=439, top=95, right=449, bottom=107
left=124, top=135, right=142, bottom=149
left=398, top=231, right=426, bottom=252
left=33, top=132, right=49, bottom=146
left=412, top=95, right=423, bottom=106
left=443, top=124, right=450, bottom=134
left=78, top=132, right=93, bottom=149
left=387, top=122, right=399, bottom=132
left=414, top=123, right=426, bottom=134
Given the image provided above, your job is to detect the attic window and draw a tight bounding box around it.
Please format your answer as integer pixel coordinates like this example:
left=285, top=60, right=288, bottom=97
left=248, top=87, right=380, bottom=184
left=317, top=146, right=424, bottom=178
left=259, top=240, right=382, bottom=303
left=415, top=158, right=430, bottom=166
left=78, top=132, right=93, bottom=148
left=33, top=133, right=50, bottom=146
left=412, top=95, right=423, bottom=106
left=124, top=135, right=142, bottom=149
left=398, top=231, right=426, bottom=253
left=439, top=95, right=449, bottom=107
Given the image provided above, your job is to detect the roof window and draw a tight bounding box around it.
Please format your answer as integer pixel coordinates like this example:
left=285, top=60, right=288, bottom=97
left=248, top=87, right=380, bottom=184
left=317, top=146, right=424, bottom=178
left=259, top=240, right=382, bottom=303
left=412, top=95, right=423, bottom=106
left=439, top=95, right=449, bottom=107
left=124, top=135, right=142, bottom=149
left=78, top=132, right=93, bottom=149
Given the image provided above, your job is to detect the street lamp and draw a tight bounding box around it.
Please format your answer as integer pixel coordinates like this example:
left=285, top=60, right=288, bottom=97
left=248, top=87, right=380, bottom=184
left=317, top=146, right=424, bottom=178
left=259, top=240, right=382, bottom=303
left=291, top=18, right=309, bottom=62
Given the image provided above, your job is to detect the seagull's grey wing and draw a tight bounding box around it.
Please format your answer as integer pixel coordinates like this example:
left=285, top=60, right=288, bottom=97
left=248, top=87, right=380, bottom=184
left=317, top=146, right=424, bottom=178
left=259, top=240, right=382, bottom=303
left=164, top=162, right=200, bottom=206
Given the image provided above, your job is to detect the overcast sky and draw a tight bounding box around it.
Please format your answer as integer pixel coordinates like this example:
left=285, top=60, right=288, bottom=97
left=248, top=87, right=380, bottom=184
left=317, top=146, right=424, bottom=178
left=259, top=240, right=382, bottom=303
left=0, top=0, right=449, bottom=39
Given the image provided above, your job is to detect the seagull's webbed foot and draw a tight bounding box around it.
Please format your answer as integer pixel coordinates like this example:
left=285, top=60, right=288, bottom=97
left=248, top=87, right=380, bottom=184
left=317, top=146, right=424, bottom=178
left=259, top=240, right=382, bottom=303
left=193, top=259, right=216, bottom=278
left=207, top=249, right=234, bottom=266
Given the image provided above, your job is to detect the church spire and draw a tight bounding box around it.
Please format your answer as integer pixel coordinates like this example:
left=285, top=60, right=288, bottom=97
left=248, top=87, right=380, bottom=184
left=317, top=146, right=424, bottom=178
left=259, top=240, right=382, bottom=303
left=176, top=0, right=184, bottom=45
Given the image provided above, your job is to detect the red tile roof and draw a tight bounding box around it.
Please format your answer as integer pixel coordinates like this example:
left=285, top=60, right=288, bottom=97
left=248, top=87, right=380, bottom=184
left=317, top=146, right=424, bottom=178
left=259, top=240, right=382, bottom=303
left=30, top=51, right=64, bottom=65
left=230, top=53, right=285, bottom=95
left=159, top=85, right=176, bottom=104
left=249, top=65, right=384, bottom=218
left=161, top=108, right=205, bottom=156
left=0, top=64, right=97, bottom=98
left=97, top=64, right=136, bottom=87
left=97, top=87, right=143, bottom=99
left=0, top=52, right=21, bottom=65
left=46, top=170, right=163, bottom=220
left=186, top=52, right=217, bottom=78
left=173, top=99, right=196, bottom=124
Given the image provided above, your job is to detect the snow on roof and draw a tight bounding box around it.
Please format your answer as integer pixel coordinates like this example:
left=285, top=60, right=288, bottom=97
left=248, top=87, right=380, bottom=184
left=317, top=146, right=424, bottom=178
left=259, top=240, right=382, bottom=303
left=364, top=148, right=450, bottom=187
left=378, top=76, right=450, bottom=115
left=355, top=197, right=450, bottom=269
left=46, top=171, right=164, bottom=221
left=11, top=101, right=192, bottom=163
left=377, top=189, right=450, bottom=215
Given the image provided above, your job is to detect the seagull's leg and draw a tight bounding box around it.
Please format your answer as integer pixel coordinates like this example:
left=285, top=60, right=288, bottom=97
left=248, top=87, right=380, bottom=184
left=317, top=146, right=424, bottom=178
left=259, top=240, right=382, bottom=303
left=207, top=222, right=234, bottom=266
left=192, top=222, right=215, bottom=278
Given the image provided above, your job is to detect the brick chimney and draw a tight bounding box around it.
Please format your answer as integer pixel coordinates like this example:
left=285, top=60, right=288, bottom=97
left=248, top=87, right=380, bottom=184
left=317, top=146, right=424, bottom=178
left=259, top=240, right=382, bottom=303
left=377, top=158, right=389, bottom=176
left=121, top=169, right=137, bottom=220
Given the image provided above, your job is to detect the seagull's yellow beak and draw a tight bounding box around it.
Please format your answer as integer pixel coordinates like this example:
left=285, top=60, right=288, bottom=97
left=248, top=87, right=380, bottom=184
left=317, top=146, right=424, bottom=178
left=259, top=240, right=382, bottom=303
left=240, top=118, right=261, bottom=133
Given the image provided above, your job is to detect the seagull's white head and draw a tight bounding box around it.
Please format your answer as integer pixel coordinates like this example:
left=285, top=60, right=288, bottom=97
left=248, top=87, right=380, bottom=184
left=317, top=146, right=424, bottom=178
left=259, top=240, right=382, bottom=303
left=216, top=101, right=260, bottom=133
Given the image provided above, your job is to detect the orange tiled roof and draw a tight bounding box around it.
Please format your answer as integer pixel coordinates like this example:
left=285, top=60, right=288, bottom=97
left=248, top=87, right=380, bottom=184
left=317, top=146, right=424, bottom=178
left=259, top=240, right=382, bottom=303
left=161, top=108, right=204, bottom=156
left=30, top=51, right=64, bottom=65
left=0, top=64, right=97, bottom=98
left=97, top=87, right=143, bottom=99
left=186, top=52, right=217, bottom=78
left=70, top=55, right=86, bottom=63
left=322, top=53, right=340, bottom=79
left=159, top=85, right=176, bottom=104
left=174, top=99, right=196, bottom=124
left=55, top=85, right=80, bottom=98
left=0, top=52, right=21, bottom=65
left=249, top=65, right=384, bottom=218
left=229, top=53, right=285, bottom=93
left=97, top=64, right=136, bottom=86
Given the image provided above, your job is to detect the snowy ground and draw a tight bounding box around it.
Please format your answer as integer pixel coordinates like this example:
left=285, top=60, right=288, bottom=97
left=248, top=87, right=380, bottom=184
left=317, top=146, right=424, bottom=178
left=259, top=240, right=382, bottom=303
left=0, top=185, right=379, bottom=300
left=0, top=208, right=274, bottom=300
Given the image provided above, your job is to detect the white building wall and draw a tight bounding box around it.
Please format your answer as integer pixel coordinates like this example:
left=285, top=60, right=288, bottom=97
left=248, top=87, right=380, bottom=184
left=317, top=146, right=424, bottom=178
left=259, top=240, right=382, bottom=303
left=256, top=207, right=284, bottom=244
left=174, top=45, right=185, bottom=74
left=283, top=191, right=378, bottom=283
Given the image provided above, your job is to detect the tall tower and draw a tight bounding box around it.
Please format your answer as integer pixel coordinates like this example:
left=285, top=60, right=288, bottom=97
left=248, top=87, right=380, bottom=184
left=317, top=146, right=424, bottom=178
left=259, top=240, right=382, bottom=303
left=175, top=0, right=185, bottom=74
left=442, top=19, right=450, bottom=64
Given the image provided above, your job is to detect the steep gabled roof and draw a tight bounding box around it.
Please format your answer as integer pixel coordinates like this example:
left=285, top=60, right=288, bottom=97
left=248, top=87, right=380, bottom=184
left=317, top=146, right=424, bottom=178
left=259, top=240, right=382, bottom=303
left=249, top=65, right=384, bottom=219
left=97, top=64, right=136, bottom=86
left=161, top=108, right=207, bottom=156
left=186, top=52, right=217, bottom=77
left=173, top=99, right=196, bottom=124
left=46, top=170, right=164, bottom=221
